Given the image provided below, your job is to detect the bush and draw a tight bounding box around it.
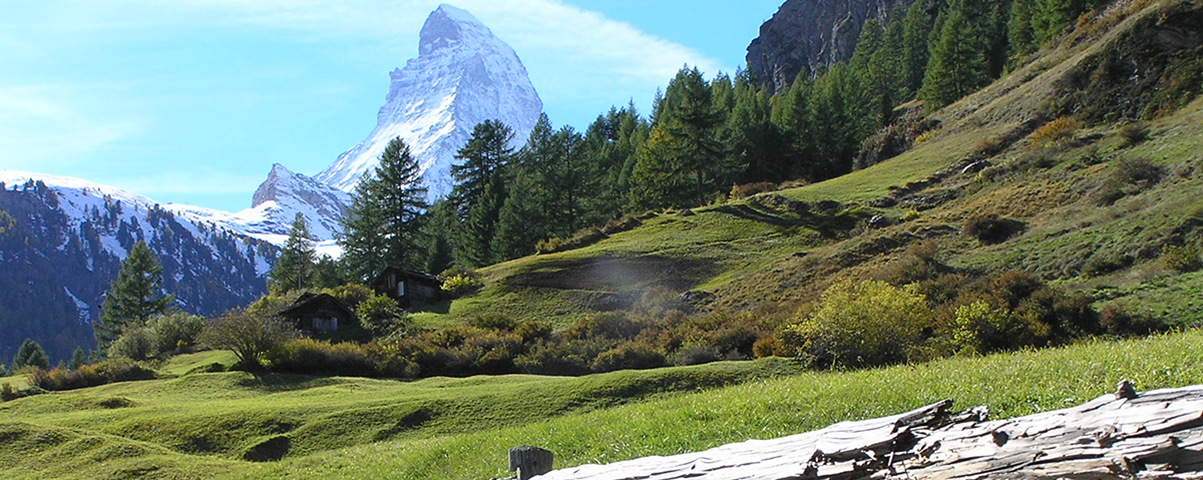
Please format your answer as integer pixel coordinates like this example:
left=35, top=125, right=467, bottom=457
left=27, top=359, right=155, bottom=391
left=535, top=228, right=607, bottom=254
left=516, top=339, right=606, bottom=376
left=441, top=275, right=484, bottom=297
left=1099, top=303, right=1167, bottom=336
left=1118, top=122, right=1150, bottom=147
left=321, top=283, right=374, bottom=310
left=146, top=312, right=204, bottom=355
left=109, top=328, right=153, bottom=361
left=728, top=182, right=776, bottom=200
left=963, top=216, right=1026, bottom=245
left=566, top=312, right=647, bottom=341
left=269, top=339, right=378, bottom=377
left=1030, top=116, right=1078, bottom=148
left=783, top=280, right=934, bottom=369
left=1161, top=244, right=1202, bottom=272
left=468, top=313, right=517, bottom=331
left=950, top=300, right=1042, bottom=354
left=671, top=344, right=722, bottom=366
left=1, top=382, right=14, bottom=401
left=591, top=343, right=665, bottom=372
left=514, top=321, right=553, bottom=343
left=357, top=295, right=409, bottom=336
left=200, top=308, right=297, bottom=369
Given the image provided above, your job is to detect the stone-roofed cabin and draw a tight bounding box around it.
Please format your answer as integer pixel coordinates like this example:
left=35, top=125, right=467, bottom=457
left=371, top=267, right=442, bottom=308
left=280, top=293, right=355, bottom=334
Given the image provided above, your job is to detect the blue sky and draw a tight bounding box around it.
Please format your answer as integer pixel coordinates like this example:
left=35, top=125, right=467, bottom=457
left=1, top=1, right=783, bottom=212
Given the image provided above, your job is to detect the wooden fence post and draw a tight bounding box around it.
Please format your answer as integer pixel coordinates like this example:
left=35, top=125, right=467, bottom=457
left=509, top=445, right=553, bottom=480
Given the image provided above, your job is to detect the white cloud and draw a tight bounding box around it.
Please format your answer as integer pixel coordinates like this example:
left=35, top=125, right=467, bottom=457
left=109, top=0, right=726, bottom=124
left=0, top=87, right=142, bottom=169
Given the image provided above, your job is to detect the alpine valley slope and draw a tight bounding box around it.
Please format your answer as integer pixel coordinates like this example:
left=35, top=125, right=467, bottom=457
left=0, top=172, right=276, bottom=362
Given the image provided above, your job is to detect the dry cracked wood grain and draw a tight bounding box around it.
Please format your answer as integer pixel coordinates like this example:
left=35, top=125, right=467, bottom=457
left=525, top=383, right=1203, bottom=480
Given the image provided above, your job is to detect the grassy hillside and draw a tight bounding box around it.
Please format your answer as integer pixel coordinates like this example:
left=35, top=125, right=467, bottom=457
left=412, top=0, right=1203, bottom=329
left=2, top=330, right=1201, bottom=479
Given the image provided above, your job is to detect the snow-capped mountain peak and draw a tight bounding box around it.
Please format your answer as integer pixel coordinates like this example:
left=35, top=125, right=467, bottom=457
left=315, top=4, right=543, bottom=199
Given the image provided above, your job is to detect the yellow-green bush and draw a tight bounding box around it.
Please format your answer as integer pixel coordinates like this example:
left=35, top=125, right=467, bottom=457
left=782, top=280, right=934, bottom=369
left=441, top=274, right=484, bottom=296
left=1030, top=116, right=1079, bottom=148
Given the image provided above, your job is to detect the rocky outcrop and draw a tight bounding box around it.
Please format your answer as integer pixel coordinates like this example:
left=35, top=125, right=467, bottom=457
left=747, top=0, right=914, bottom=94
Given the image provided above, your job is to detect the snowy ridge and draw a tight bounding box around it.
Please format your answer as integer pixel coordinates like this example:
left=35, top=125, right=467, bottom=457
left=0, top=169, right=273, bottom=273
left=315, top=4, right=543, bottom=199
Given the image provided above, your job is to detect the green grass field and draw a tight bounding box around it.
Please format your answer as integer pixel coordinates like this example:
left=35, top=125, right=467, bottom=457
left=2, top=330, right=1201, bottom=479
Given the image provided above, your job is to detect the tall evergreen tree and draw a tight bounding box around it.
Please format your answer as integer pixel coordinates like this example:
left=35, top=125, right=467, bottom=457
left=419, top=199, right=457, bottom=275
left=580, top=104, right=648, bottom=220
left=918, top=0, right=991, bottom=111
left=901, top=0, right=935, bottom=96
left=1008, top=0, right=1037, bottom=62
left=630, top=67, right=733, bottom=209
left=96, top=240, right=174, bottom=352
left=450, top=120, right=514, bottom=267
left=268, top=213, right=316, bottom=294
left=725, top=70, right=781, bottom=183
left=12, top=338, right=49, bottom=370
left=340, top=136, right=429, bottom=280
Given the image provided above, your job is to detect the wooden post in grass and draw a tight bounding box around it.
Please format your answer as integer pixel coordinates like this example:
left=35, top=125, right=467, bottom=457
left=509, top=445, right=553, bottom=480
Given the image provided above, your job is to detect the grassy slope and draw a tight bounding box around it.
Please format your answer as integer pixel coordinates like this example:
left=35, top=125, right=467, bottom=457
left=2, top=331, right=1201, bottom=479
left=412, top=0, right=1202, bottom=326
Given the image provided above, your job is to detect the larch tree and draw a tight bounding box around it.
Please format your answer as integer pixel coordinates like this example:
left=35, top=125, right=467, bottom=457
left=268, top=213, right=316, bottom=294
left=96, top=240, right=174, bottom=352
left=450, top=120, right=514, bottom=267
left=340, top=136, right=429, bottom=280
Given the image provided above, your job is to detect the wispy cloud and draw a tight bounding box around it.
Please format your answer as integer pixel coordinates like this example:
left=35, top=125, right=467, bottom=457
left=0, top=87, right=142, bottom=169
left=109, top=0, right=726, bottom=120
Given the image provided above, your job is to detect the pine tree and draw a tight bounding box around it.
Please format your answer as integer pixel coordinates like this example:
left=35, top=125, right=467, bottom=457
left=1033, top=0, right=1082, bottom=45
left=11, top=338, right=49, bottom=370
left=918, top=0, right=991, bottom=111
left=340, top=136, right=429, bottom=279
left=725, top=70, right=781, bottom=183
left=67, top=347, right=87, bottom=370
left=901, top=0, right=935, bottom=96
left=1008, top=0, right=1037, bottom=62
left=629, top=67, right=733, bottom=209
left=268, top=213, right=316, bottom=294
left=450, top=120, right=514, bottom=267
left=96, top=241, right=174, bottom=352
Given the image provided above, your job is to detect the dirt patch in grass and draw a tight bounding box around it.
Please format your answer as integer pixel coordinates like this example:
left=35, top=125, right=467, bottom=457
left=500, top=255, right=718, bottom=293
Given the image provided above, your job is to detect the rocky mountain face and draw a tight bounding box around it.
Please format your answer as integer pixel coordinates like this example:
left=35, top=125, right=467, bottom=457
left=315, top=4, right=543, bottom=200
left=0, top=172, right=274, bottom=363
left=747, top=0, right=914, bottom=94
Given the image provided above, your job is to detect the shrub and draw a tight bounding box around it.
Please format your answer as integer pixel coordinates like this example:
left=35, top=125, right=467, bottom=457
left=514, top=321, right=553, bottom=343
left=535, top=228, right=607, bottom=254
left=963, top=216, right=1026, bottom=245
left=146, top=312, right=204, bottom=356
left=109, top=328, right=153, bottom=361
left=1113, top=157, right=1162, bottom=186
left=468, top=313, right=517, bottom=331
left=357, top=295, right=409, bottom=336
left=1162, top=244, right=1202, bottom=272
left=1098, top=303, right=1167, bottom=336
left=1030, top=116, right=1078, bottom=148
left=1, top=383, right=14, bottom=401
left=1082, top=252, right=1133, bottom=277
left=671, top=344, right=722, bottom=366
left=200, top=308, right=297, bottom=369
left=322, top=283, right=374, bottom=310
left=441, top=274, right=484, bottom=297
left=752, top=337, right=782, bottom=358
left=950, top=300, right=1044, bottom=354
left=566, top=312, right=647, bottom=341
left=516, top=339, right=607, bottom=376
left=783, top=280, right=934, bottom=369
left=591, top=343, right=665, bottom=373
left=1118, top=122, right=1150, bottom=146
left=269, top=339, right=377, bottom=377
left=728, top=182, right=776, bottom=200
left=27, top=359, right=155, bottom=391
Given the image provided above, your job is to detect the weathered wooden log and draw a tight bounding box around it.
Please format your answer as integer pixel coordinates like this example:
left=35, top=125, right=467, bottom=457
left=526, top=384, right=1203, bottom=480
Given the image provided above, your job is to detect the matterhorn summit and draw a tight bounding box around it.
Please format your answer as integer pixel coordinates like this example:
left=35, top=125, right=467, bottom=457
left=316, top=4, right=544, bottom=199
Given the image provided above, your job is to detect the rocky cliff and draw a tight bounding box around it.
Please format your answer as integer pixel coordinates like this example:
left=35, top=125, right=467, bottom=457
left=747, top=0, right=914, bottom=94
